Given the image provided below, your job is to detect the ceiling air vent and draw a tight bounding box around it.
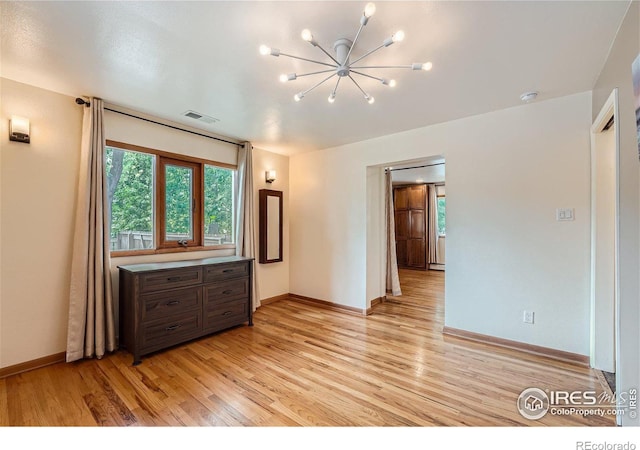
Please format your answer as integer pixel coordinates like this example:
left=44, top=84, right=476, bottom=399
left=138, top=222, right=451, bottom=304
left=182, top=110, right=219, bottom=124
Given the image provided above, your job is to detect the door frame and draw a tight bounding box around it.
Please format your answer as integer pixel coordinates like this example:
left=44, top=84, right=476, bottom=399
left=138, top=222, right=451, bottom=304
left=589, top=88, right=620, bottom=412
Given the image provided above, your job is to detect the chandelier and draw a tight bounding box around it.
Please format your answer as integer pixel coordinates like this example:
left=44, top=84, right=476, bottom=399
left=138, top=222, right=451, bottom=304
left=259, top=2, right=432, bottom=104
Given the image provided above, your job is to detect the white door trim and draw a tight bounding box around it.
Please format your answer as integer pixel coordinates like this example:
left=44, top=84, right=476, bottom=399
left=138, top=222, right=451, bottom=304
left=589, top=88, right=620, bottom=424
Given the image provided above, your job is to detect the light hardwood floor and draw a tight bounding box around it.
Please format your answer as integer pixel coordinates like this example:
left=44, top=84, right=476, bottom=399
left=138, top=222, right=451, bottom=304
left=0, top=269, right=613, bottom=426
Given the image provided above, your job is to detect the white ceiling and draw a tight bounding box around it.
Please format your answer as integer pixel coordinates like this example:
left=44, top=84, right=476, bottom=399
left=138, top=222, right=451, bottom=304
left=0, top=1, right=630, bottom=156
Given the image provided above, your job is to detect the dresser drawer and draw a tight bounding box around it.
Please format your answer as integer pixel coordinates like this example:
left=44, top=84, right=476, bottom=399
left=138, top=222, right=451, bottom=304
left=203, top=262, right=248, bottom=282
left=204, top=278, right=249, bottom=304
left=204, top=298, right=249, bottom=332
left=140, top=311, right=202, bottom=351
left=139, top=268, right=203, bottom=293
left=141, top=286, right=202, bottom=322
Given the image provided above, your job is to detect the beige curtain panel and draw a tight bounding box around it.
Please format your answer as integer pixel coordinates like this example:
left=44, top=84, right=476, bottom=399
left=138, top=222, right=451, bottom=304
left=235, top=142, right=261, bottom=310
left=385, top=170, right=402, bottom=296
left=428, top=184, right=440, bottom=264
left=66, top=98, right=116, bottom=362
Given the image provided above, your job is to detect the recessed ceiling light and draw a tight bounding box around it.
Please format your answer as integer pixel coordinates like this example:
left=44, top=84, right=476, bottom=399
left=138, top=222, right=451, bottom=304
left=520, top=91, right=538, bottom=103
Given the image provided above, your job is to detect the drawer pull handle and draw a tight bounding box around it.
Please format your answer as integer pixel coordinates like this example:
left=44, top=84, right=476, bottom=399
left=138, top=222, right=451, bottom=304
left=222, top=269, right=234, bottom=273
left=166, top=300, right=181, bottom=306
left=222, top=290, right=233, bottom=295
left=223, top=311, right=232, bottom=316
left=165, top=324, right=181, bottom=331
left=167, top=276, right=181, bottom=282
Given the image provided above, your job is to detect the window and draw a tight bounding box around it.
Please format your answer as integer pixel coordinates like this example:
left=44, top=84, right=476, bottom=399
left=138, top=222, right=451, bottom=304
left=106, top=141, right=235, bottom=255
left=204, top=165, right=234, bottom=245
left=158, top=158, right=201, bottom=248
left=437, top=196, right=446, bottom=236
left=106, top=147, right=155, bottom=251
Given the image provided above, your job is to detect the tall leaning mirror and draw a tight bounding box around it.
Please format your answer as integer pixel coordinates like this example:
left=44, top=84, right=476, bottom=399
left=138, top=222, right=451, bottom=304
left=259, top=189, right=283, bottom=264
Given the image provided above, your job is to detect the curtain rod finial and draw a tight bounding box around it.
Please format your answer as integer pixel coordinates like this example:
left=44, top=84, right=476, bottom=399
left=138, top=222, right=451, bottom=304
left=75, top=97, right=90, bottom=106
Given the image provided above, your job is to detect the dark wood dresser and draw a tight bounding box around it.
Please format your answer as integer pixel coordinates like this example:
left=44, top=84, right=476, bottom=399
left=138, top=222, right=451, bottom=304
left=118, top=256, right=253, bottom=365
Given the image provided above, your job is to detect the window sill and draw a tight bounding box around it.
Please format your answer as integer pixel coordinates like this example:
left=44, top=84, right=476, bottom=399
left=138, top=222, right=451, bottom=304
left=438, top=234, right=446, bottom=238
left=111, top=244, right=236, bottom=258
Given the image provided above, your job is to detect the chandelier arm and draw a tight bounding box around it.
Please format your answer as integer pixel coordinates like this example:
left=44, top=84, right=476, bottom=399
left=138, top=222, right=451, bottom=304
left=351, top=65, right=413, bottom=69
left=350, top=70, right=385, bottom=83
left=313, top=43, right=341, bottom=65
left=279, top=52, right=338, bottom=68
left=296, top=69, right=337, bottom=78
left=348, top=43, right=385, bottom=66
left=301, top=73, right=338, bottom=97
left=348, top=74, right=369, bottom=97
left=343, top=22, right=365, bottom=65
left=331, top=76, right=342, bottom=96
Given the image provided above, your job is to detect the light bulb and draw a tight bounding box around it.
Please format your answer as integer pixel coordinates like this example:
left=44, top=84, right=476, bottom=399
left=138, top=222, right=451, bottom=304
left=392, top=30, right=405, bottom=43
left=328, top=93, right=336, bottom=103
left=367, top=95, right=375, bottom=104
left=301, top=29, right=313, bottom=42
left=381, top=79, right=397, bottom=87
left=279, top=74, right=288, bottom=83
left=422, top=62, right=433, bottom=71
left=294, top=93, right=303, bottom=102
left=259, top=45, right=270, bottom=56
left=364, top=2, right=376, bottom=18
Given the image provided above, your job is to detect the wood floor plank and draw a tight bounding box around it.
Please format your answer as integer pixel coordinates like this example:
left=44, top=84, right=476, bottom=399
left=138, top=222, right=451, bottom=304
left=0, top=269, right=614, bottom=426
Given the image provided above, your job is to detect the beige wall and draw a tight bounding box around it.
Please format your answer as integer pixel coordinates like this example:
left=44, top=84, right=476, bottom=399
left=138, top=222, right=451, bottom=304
left=0, top=78, right=82, bottom=367
left=291, top=92, right=593, bottom=356
left=366, top=166, right=385, bottom=305
left=0, top=79, right=289, bottom=369
left=591, top=0, right=640, bottom=427
left=252, top=147, right=290, bottom=301
left=104, top=108, right=238, bottom=165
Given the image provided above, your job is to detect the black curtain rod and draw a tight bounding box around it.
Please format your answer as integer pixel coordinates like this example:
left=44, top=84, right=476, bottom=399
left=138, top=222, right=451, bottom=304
left=75, top=98, right=241, bottom=147
left=388, top=162, right=445, bottom=171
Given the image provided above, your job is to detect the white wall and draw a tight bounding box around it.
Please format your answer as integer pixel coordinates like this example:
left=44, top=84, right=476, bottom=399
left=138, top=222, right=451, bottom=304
left=0, top=78, right=82, bottom=368
left=591, top=0, right=640, bottom=427
left=290, top=148, right=369, bottom=308
left=291, top=91, right=593, bottom=356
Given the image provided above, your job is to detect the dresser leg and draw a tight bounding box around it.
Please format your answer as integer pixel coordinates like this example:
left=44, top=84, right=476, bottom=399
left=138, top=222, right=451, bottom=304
left=249, top=313, right=254, bottom=326
left=132, top=354, right=141, bottom=366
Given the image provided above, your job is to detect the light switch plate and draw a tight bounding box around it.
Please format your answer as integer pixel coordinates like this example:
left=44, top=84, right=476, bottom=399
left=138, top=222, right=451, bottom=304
left=523, top=310, right=535, bottom=324
left=556, top=208, right=574, bottom=221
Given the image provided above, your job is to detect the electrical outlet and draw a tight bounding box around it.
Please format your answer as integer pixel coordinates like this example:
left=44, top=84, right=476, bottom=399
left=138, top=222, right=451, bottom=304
left=523, top=310, right=535, bottom=324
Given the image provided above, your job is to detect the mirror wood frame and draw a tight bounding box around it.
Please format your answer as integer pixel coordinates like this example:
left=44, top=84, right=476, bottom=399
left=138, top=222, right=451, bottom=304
left=259, top=189, right=283, bottom=264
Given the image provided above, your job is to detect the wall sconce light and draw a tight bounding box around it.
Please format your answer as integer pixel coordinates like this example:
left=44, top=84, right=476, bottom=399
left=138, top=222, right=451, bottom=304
left=9, top=116, right=30, bottom=143
left=265, top=169, right=276, bottom=184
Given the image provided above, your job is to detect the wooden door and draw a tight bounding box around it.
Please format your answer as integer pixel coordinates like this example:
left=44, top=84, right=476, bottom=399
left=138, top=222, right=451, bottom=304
left=393, top=185, right=427, bottom=270
left=394, top=210, right=409, bottom=267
